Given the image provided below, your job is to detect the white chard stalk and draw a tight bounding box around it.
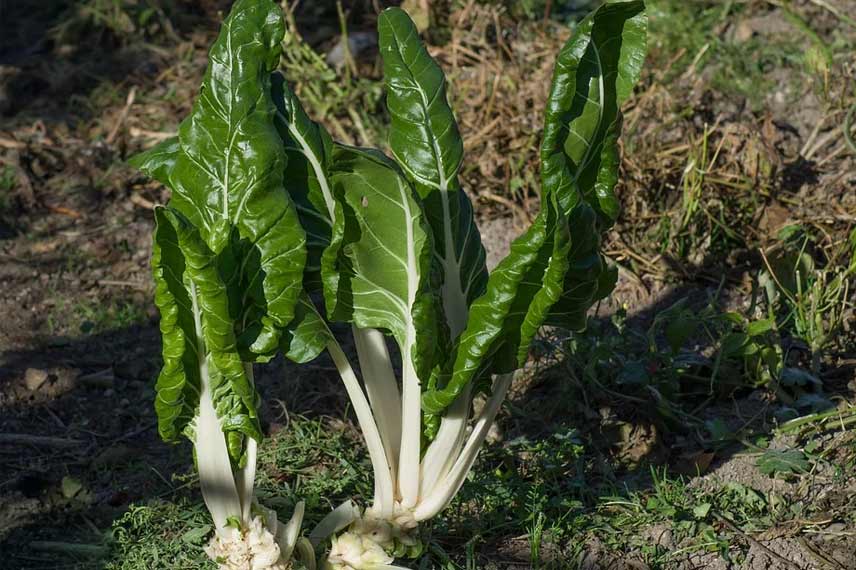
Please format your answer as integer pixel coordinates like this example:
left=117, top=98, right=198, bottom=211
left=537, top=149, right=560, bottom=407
left=195, top=361, right=313, bottom=570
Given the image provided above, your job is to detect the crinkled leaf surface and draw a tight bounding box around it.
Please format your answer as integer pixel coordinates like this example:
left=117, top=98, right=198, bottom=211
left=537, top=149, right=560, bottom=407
left=539, top=0, right=645, bottom=328
left=422, top=0, right=647, bottom=413
left=151, top=207, right=200, bottom=445
left=270, top=74, right=353, bottom=368
left=152, top=207, right=261, bottom=462
left=134, top=0, right=306, bottom=359
left=541, top=0, right=647, bottom=223
left=379, top=7, right=487, bottom=338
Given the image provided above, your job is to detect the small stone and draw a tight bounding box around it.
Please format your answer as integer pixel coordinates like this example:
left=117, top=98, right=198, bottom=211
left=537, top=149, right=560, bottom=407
left=734, top=20, right=754, bottom=43
left=824, top=522, right=846, bottom=536
left=24, top=368, right=48, bottom=391
left=485, top=421, right=503, bottom=444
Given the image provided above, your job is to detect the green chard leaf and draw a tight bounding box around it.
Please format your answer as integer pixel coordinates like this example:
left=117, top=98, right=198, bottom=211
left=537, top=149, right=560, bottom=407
left=129, top=136, right=179, bottom=186
left=379, top=7, right=487, bottom=338
left=270, top=74, right=351, bottom=329
left=279, top=294, right=333, bottom=364
left=151, top=208, right=201, bottom=445
left=422, top=0, right=647, bottom=414
left=152, top=207, right=262, bottom=461
left=327, top=145, right=439, bottom=383
left=271, top=73, right=337, bottom=281
left=541, top=0, right=647, bottom=224
left=540, top=0, right=646, bottom=328
left=422, top=207, right=554, bottom=413
left=137, top=0, right=307, bottom=359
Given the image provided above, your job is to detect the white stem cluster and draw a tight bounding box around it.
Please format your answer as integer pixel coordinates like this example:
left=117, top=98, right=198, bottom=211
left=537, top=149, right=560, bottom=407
left=318, top=504, right=417, bottom=570
left=191, top=324, right=314, bottom=570
left=321, top=326, right=513, bottom=539
left=313, top=225, right=515, bottom=567
left=205, top=504, right=304, bottom=570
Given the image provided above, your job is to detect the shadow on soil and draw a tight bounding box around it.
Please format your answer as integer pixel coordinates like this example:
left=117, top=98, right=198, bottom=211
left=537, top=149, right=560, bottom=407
left=0, top=317, right=352, bottom=568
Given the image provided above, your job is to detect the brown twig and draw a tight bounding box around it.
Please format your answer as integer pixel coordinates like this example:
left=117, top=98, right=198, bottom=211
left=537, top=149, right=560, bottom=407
left=106, top=86, right=137, bottom=144
left=479, top=190, right=530, bottom=224
left=129, top=127, right=176, bottom=142
left=0, top=434, right=86, bottom=448
left=97, top=279, right=149, bottom=290
left=129, top=193, right=156, bottom=210
left=0, top=136, right=25, bottom=149
left=713, top=512, right=805, bottom=570
left=45, top=204, right=82, bottom=219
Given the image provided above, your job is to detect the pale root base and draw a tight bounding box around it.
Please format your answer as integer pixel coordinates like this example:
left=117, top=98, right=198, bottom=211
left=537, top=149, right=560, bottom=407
left=205, top=511, right=293, bottom=570
left=324, top=506, right=418, bottom=570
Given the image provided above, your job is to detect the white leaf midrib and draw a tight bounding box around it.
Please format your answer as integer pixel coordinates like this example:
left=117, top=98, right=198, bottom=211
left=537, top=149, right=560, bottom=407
left=395, top=33, right=470, bottom=332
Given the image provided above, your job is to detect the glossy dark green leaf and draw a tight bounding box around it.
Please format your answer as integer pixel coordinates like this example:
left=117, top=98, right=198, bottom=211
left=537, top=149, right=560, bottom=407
left=422, top=203, right=556, bottom=413
left=152, top=207, right=262, bottom=462
left=540, top=0, right=647, bottom=223
left=280, top=294, right=332, bottom=364
left=129, top=136, right=179, bottom=187
left=422, top=0, right=647, bottom=413
left=270, top=73, right=351, bottom=332
left=272, top=73, right=337, bottom=281
left=540, top=203, right=608, bottom=331
left=541, top=0, right=646, bottom=329
left=135, top=0, right=306, bottom=359
left=151, top=206, right=200, bottom=445
left=379, top=7, right=487, bottom=337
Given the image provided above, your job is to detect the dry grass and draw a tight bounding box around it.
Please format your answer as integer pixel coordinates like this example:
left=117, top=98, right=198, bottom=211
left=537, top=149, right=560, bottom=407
left=434, top=2, right=568, bottom=227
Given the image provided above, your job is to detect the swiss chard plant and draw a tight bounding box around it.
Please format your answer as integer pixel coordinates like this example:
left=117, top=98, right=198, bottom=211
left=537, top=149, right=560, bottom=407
left=130, top=1, right=316, bottom=568
left=272, top=2, right=648, bottom=568
left=132, top=0, right=647, bottom=568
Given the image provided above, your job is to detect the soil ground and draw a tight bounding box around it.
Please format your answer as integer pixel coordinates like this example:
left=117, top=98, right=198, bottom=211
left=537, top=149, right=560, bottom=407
left=1, top=1, right=855, bottom=569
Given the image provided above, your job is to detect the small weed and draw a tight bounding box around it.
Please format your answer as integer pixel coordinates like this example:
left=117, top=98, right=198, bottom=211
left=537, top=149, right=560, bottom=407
left=659, top=123, right=755, bottom=262
left=255, top=414, right=372, bottom=525
left=761, top=224, right=856, bottom=374
left=564, top=298, right=786, bottom=428
left=500, top=0, right=600, bottom=23
left=0, top=164, right=15, bottom=191
left=76, top=299, right=148, bottom=334
left=647, top=0, right=838, bottom=108
left=105, top=499, right=214, bottom=570
left=0, top=165, right=17, bottom=233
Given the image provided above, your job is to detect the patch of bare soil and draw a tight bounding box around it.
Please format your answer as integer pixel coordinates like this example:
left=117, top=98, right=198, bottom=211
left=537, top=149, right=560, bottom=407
left=0, top=4, right=209, bottom=561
